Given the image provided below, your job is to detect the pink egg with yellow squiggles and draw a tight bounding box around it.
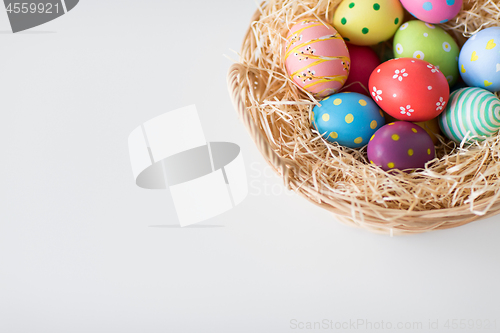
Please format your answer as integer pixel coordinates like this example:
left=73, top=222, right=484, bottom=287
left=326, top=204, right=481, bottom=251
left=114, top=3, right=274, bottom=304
left=285, top=19, right=350, bottom=98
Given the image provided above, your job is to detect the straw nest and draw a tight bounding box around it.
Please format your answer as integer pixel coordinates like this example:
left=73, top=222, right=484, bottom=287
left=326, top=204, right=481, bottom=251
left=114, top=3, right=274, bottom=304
left=227, top=0, right=500, bottom=235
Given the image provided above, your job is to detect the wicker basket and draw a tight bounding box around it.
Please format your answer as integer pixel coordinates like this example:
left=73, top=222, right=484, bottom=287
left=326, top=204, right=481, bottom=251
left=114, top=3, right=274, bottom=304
left=228, top=0, right=500, bottom=235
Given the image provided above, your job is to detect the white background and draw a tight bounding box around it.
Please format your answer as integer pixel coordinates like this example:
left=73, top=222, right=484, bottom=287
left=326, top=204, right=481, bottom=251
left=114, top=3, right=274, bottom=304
left=0, top=1, right=499, bottom=332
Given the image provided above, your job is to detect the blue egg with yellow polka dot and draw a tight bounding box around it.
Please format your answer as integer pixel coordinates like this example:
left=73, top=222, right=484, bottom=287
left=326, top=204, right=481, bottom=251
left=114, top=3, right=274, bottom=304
left=312, top=92, right=385, bottom=148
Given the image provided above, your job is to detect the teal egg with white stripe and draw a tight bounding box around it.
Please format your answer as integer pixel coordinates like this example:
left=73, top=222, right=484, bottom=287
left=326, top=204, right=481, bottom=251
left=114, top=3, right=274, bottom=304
left=438, top=87, right=500, bottom=143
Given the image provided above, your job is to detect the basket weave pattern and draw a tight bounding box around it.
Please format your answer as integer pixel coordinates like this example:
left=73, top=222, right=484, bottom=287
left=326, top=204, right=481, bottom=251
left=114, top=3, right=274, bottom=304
left=228, top=0, right=500, bottom=234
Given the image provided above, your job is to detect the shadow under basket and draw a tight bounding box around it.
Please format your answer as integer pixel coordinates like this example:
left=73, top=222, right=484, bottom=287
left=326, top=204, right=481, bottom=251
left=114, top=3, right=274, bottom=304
left=227, top=0, right=500, bottom=235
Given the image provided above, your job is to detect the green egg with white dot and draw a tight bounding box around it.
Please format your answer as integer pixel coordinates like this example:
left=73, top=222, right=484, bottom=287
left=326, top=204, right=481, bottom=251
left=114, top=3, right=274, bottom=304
left=393, top=20, right=459, bottom=86
left=312, top=92, right=385, bottom=148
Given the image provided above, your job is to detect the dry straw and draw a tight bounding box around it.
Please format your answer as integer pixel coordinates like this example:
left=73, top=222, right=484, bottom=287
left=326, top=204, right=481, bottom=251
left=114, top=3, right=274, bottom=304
left=227, top=0, right=500, bottom=235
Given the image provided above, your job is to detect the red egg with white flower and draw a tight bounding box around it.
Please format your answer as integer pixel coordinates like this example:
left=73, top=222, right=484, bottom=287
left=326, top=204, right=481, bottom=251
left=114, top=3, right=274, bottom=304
left=368, top=58, right=450, bottom=122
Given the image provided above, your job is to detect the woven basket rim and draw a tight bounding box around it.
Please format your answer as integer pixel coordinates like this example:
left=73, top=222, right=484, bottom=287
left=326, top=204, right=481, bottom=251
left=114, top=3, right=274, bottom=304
left=227, top=0, right=500, bottom=235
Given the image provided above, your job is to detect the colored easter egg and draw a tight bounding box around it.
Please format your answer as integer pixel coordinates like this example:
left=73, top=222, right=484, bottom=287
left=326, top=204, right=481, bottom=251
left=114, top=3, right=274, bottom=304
left=459, top=27, right=500, bottom=92
left=385, top=113, right=442, bottom=144
left=369, top=58, right=450, bottom=122
left=343, top=43, right=381, bottom=95
left=285, top=19, right=350, bottom=98
left=414, top=118, right=441, bottom=144
left=399, top=0, right=463, bottom=24
left=368, top=121, right=436, bottom=171
left=312, top=92, right=385, bottom=148
left=333, top=0, right=404, bottom=46
left=393, top=20, right=459, bottom=86
left=438, top=87, right=500, bottom=143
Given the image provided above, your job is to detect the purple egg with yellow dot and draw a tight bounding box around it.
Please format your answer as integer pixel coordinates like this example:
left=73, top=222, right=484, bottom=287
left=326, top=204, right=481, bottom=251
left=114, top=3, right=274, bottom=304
left=367, top=121, right=435, bottom=171
left=312, top=92, right=385, bottom=148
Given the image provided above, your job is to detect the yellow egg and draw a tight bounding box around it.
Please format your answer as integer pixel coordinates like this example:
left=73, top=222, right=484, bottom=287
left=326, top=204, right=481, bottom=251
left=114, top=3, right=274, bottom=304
left=414, top=118, right=441, bottom=145
left=333, top=0, right=404, bottom=46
